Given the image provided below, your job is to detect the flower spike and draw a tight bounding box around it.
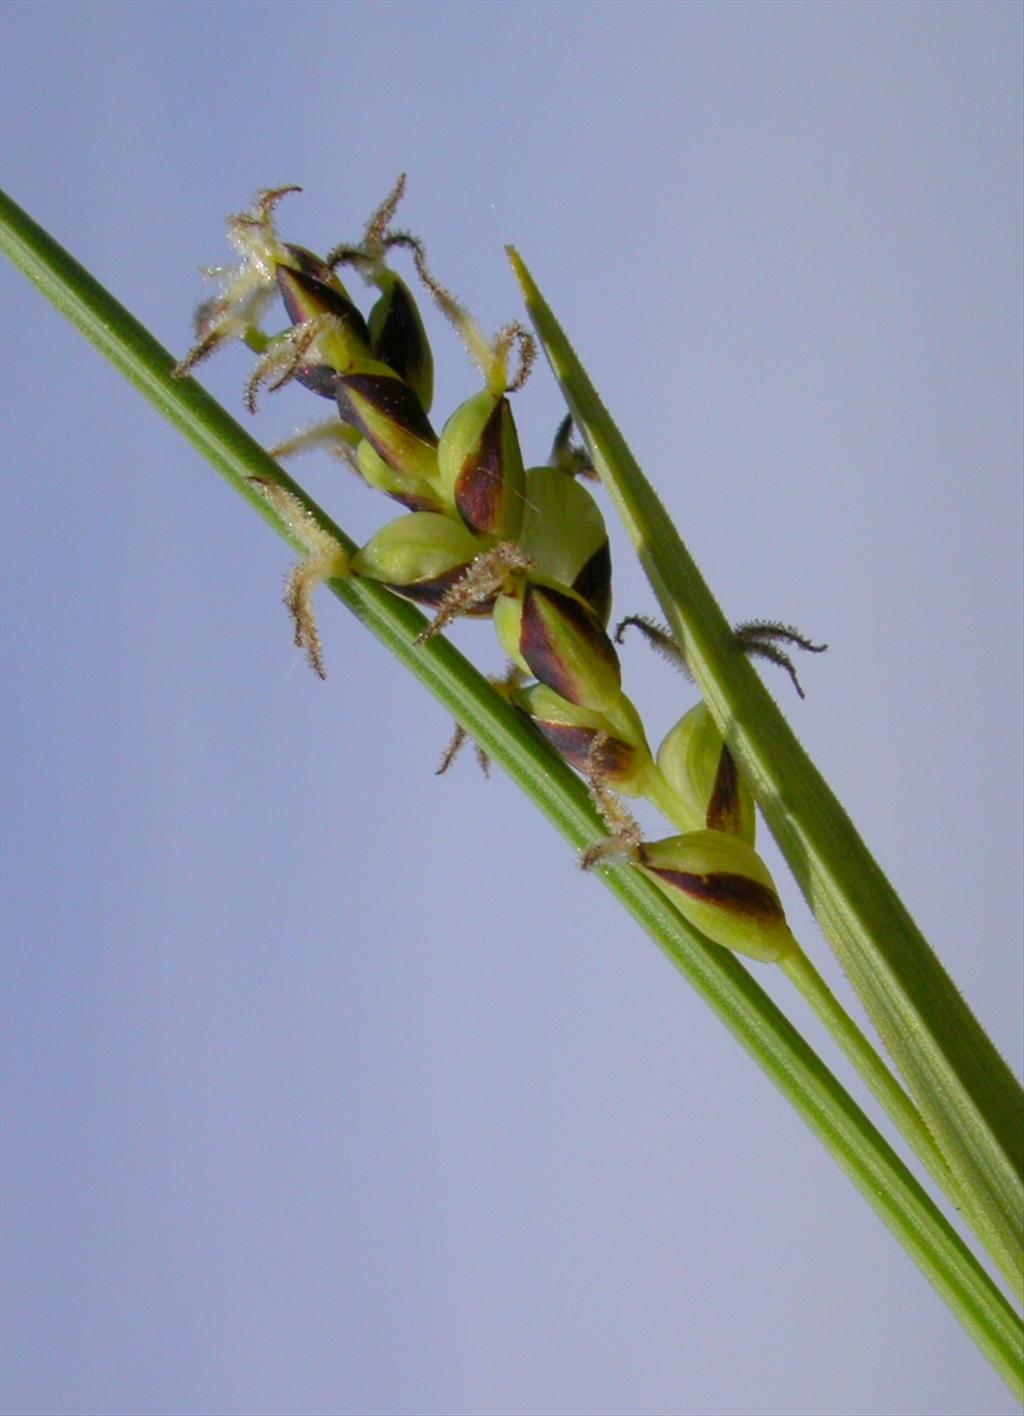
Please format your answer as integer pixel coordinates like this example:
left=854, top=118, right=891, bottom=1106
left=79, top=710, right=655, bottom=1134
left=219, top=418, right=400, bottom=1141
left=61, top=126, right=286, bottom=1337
left=362, top=173, right=408, bottom=251
left=366, top=272, right=435, bottom=411
left=268, top=419, right=362, bottom=467
left=512, top=681, right=653, bottom=795
left=173, top=185, right=303, bottom=378
left=656, top=703, right=756, bottom=843
left=616, top=614, right=827, bottom=697
left=435, top=722, right=491, bottom=779
left=519, top=468, right=612, bottom=623
left=416, top=543, right=536, bottom=642
left=399, top=229, right=535, bottom=395
left=243, top=315, right=338, bottom=413
left=637, top=830, right=797, bottom=963
left=615, top=614, right=692, bottom=675
left=495, top=578, right=622, bottom=712
left=492, top=322, right=536, bottom=394
left=248, top=478, right=350, bottom=680
left=437, top=387, right=527, bottom=539
left=436, top=663, right=524, bottom=778
left=327, top=177, right=435, bottom=411
left=351, top=513, right=485, bottom=610
left=734, top=621, right=828, bottom=700
left=273, top=260, right=371, bottom=396
left=579, top=740, right=645, bottom=870
left=334, top=368, right=440, bottom=486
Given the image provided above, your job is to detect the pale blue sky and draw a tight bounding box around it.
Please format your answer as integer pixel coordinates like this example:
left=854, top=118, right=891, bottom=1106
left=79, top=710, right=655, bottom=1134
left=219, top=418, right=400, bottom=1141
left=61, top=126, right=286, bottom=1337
left=2, top=3, right=1021, bottom=1414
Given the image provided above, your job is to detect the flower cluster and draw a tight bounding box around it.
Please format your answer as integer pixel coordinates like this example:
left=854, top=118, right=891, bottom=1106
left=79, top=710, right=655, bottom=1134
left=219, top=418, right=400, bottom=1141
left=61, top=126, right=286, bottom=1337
left=176, top=179, right=825, bottom=966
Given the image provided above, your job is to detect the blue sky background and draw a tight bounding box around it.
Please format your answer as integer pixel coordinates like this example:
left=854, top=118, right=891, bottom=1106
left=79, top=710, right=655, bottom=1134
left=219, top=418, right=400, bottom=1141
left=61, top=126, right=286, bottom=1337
left=2, top=3, right=1021, bottom=1414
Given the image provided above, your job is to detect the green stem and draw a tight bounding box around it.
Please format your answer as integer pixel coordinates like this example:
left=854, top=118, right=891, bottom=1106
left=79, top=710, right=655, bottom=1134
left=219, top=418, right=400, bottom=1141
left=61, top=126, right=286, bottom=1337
left=510, top=248, right=1024, bottom=1298
left=640, top=720, right=960, bottom=1209
left=2, top=186, right=1021, bottom=1395
left=781, top=949, right=960, bottom=1207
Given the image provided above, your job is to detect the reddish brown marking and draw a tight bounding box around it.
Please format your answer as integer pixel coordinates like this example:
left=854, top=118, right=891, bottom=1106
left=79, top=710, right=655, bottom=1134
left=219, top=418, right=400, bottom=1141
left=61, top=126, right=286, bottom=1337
left=276, top=264, right=369, bottom=342
left=385, top=573, right=494, bottom=615
left=645, top=866, right=784, bottom=922
left=532, top=721, right=636, bottom=780
left=294, top=365, right=342, bottom=400
left=519, top=584, right=620, bottom=706
left=336, top=373, right=438, bottom=451
left=283, top=244, right=336, bottom=284
left=572, top=539, right=613, bottom=625
left=372, top=280, right=429, bottom=394
left=706, top=745, right=742, bottom=834
left=456, top=397, right=508, bottom=535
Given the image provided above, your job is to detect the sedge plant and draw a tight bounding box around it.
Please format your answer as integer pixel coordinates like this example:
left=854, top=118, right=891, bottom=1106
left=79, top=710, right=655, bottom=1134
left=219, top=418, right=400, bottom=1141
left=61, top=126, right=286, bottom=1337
left=1, top=179, right=1021, bottom=1399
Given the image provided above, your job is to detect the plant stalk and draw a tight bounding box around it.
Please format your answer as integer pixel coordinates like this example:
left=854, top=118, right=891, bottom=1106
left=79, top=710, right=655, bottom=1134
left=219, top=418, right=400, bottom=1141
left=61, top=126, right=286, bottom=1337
left=3, top=186, right=1021, bottom=1394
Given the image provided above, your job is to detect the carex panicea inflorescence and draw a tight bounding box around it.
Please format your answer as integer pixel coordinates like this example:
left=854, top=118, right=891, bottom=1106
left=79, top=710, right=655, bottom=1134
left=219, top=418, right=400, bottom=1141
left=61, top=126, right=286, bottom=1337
left=175, top=178, right=826, bottom=965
